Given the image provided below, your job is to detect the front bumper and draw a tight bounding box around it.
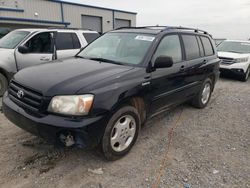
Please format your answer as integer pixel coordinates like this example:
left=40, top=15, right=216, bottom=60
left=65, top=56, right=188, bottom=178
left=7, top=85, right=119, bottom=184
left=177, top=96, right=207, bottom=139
left=2, top=93, right=106, bottom=148
left=220, top=67, right=245, bottom=76
left=220, top=61, right=250, bottom=74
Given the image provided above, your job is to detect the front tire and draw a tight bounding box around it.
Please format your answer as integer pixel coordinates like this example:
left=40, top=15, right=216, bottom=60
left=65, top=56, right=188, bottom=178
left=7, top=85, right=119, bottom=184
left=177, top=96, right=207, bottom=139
left=101, top=106, right=141, bottom=161
left=191, top=78, right=213, bottom=109
left=0, top=73, right=8, bottom=97
left=241, top=67, right=250, bottom=82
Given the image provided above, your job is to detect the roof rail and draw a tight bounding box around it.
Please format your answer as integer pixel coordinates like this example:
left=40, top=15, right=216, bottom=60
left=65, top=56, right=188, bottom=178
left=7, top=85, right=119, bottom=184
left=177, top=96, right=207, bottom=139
left=47, top=27, right=93, bottom=31
left=164, top=26, right=209, bottom=34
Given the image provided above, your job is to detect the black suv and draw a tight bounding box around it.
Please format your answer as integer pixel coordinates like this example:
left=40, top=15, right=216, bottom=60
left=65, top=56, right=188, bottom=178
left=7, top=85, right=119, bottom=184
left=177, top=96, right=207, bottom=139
left=3, top=26, right=220, bottom=160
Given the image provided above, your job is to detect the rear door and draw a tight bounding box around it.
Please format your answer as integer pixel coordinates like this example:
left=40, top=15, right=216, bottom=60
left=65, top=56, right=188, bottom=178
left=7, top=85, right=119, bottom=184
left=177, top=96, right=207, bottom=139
left=150, top=34, right=189, bottom=114
left=179, top=34, right=207, bottom=98
left=180, top=34, right=218, bottom=97
left=55, top=32, right=81, bottom=59
left=15, top=31, right=55, bottom=70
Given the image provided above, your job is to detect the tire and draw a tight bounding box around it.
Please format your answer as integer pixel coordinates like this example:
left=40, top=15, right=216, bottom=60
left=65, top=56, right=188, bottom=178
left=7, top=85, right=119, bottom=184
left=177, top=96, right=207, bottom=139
left=101, top=106, right=141, bottom=161
left=0, top=73, right=8, bottom=97
left=191, top=78, right=213, bottom=109
left=241, top=67, right=250, bottom=82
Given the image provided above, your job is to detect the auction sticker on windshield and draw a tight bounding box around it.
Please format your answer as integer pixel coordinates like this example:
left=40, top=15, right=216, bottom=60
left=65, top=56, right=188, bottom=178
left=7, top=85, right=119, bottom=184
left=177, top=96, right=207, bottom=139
left=135, top=35, right=155, bottom=42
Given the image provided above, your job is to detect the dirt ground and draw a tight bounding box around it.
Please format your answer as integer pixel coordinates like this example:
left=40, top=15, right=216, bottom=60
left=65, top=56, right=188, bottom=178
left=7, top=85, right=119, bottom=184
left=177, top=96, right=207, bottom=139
left=0, top=77, right=249, bottom=188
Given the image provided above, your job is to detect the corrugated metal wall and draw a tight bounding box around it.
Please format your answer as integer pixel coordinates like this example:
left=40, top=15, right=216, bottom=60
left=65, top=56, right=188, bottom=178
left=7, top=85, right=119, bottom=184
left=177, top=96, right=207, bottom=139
left=0, top=0, right=137, bottom=31
left=0, top=0, right=61, bottom=22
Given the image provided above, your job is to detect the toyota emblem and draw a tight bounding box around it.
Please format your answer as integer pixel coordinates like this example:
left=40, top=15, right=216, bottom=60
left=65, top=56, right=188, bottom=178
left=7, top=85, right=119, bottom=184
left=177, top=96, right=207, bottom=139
left=17, top=90, right=24, bottom=99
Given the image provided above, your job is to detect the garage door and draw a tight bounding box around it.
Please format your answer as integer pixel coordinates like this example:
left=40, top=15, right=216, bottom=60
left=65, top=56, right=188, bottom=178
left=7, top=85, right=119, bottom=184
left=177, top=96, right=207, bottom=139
left=81, top=15, right=102, bottom=33
left=115, top=19, right=131, bottom=29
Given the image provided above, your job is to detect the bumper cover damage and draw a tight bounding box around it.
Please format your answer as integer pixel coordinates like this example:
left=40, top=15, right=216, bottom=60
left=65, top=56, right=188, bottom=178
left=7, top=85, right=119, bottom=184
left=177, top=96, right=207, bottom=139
left=2, top=94, right=106, bottom=149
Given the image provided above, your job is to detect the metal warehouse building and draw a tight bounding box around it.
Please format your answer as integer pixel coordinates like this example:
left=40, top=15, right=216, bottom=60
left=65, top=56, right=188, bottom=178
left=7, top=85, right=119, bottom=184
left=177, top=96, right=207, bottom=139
left=0, top=0, right=137, bottom=33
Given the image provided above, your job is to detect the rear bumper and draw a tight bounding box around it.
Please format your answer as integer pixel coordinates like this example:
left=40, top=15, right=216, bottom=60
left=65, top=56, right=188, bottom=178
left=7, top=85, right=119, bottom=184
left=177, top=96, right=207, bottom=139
left=2, top=93, right=106, bottom=148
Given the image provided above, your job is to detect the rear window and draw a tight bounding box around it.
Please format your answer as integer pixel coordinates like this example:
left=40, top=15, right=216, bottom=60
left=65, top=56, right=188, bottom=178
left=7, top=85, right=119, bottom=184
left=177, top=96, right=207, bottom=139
left=201, top=36, right=214, bottom=56
left=182, top=35, right=200, bottom=60
left=83, top=33, right=100, bottom=43
left=56, top=33, right=81, bottom=50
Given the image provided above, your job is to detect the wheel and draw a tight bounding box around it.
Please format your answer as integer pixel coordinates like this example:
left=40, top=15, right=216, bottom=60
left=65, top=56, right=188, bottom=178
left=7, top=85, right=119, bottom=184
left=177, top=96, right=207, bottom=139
left=101, top=106, right=141, bottom=161
left=241, top=67, right=250, bottom=82
left=191, top=78, right=213, bottom=109
left=0, top=73, right=8, bottom=97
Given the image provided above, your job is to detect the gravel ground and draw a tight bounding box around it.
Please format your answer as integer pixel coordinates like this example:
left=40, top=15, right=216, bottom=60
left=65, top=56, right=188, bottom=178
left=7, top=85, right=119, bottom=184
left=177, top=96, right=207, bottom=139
left=0, top=77, right=249, bottom=188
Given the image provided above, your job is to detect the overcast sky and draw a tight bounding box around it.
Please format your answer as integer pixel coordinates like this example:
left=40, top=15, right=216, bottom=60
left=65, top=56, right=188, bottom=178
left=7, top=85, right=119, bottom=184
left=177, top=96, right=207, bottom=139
left=67, top=0, right=250, bottom=40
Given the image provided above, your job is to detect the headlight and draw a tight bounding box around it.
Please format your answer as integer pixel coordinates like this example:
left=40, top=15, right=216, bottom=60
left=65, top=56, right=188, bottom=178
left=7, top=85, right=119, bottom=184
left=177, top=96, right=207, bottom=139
left=235, top=57, right=249, bottom=63
left=48, top=94, right=94, bottom=116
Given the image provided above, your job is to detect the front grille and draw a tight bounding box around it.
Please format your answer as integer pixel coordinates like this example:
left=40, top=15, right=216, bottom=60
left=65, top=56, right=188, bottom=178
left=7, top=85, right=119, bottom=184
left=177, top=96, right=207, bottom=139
left=219, top=57, right=235, bottom=65
left=8, top=80, right=43, bottom=112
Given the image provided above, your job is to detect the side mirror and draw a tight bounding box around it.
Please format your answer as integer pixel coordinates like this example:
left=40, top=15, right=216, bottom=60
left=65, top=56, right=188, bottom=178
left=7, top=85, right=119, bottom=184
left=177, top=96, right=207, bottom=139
left=18, top=46, right=29, bottom=54
left=154, top=56, right=173, bottom=69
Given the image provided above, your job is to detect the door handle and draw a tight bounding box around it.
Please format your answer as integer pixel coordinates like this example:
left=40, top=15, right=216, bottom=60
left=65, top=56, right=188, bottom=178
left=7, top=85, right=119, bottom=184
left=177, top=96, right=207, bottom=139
left=40, top=57, right=50, bottom=61
left=203, top=59, right=208, bottom=64
left=180, top=65, right=185, bottom=71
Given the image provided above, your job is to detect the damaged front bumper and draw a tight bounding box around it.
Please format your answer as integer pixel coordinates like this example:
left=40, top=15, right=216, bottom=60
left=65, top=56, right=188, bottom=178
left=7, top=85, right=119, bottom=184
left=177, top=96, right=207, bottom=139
left=2, top=93, right=106, bottom=149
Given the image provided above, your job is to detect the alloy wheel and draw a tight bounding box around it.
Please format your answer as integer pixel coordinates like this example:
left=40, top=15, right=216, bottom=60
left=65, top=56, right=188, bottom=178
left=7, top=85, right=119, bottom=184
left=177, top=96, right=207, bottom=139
left=110, top=115, right=136, bottom=152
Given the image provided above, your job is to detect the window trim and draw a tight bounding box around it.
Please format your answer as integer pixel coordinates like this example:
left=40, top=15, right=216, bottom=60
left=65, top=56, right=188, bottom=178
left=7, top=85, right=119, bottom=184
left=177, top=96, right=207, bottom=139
left=200, top=36, right=215, bottom=57
left=181, top=34, right=201, bottom=61
left=196, top=36, right=205, bottom=57
left=151, top=33, right=184, bottom=65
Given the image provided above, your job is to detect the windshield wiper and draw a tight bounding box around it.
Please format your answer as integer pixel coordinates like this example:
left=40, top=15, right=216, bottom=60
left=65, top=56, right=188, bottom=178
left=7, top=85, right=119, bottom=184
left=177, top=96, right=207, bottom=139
left=89, top=57, right=124, bottom=65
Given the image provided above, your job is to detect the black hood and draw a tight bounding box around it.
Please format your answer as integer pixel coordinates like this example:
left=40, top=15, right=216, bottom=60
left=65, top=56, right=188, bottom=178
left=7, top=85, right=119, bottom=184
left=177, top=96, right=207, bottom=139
left=14, top=57, right=134, bottom=96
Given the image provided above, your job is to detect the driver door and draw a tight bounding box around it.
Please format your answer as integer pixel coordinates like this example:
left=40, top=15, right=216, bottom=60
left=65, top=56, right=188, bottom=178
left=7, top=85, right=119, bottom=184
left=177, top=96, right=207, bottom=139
left=15, top=32, right=56, bottom=70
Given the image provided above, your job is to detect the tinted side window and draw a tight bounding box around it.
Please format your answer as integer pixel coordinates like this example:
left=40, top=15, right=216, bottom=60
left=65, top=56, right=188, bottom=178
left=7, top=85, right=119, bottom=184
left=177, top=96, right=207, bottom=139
left=201, top=36, right=214, bottom=56
left=182, top=35, right=200, bottom=60
left=72, top=33, right=81, bottom=49
left=153, top=35, right=182, bottom=63
left=25, top=32, right=53, bottom=53
left=56, top=33, right=80, bottom=50
left=83, top=33, right=100, bottom=43
left=196, top=36, right=205, bottom=57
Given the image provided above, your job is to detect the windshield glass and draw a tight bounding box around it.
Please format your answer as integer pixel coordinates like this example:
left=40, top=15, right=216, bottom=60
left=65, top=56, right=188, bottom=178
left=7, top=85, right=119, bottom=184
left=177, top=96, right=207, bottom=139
left=0, top=31, right=30, bottom=49
left=217, top=41, right=250, bottom=53
left=77, top=32, right=155, bottom=65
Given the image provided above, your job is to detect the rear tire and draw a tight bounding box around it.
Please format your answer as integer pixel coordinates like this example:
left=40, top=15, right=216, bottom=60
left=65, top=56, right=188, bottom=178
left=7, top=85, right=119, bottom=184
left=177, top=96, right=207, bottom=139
left=191, top=78, right=213, bottom=109
left=101, top=106, right=141, bottom=161
left=0, top=73, right=8, bottom=97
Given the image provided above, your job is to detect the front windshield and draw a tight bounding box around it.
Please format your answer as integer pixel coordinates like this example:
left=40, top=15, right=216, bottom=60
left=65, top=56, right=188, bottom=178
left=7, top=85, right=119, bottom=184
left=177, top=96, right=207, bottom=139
left=77, top=32, right=155, bottom=65
left=217, top=41, right=250, bottom=53
left=0, top=30, right=30, bottom=49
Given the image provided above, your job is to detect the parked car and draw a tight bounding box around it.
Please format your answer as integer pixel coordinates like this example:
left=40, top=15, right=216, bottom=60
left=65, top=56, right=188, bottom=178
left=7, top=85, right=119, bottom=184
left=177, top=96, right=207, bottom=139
left=3, top=26, right=220, bottom=160
left=0, top=28, right=11, bottom=38
left=217, top=40, right=250, bottom=81
left=214, top=38, right=226, bottom=46
left=0, top=28, right=100, bottom=95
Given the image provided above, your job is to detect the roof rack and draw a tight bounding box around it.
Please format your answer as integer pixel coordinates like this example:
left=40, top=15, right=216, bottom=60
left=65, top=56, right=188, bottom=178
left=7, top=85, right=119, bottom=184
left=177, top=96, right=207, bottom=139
left=114, top=25, right=210, bottom=35
left=47, top=27, right=93, bottom=31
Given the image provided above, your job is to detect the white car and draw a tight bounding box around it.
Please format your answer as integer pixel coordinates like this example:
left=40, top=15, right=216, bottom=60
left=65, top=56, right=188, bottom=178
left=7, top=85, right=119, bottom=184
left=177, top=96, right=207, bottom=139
left=217, top=40, right=250, bottom=81
left=0, top=28, right=100, bottom=95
